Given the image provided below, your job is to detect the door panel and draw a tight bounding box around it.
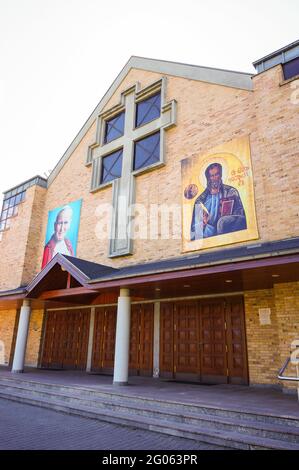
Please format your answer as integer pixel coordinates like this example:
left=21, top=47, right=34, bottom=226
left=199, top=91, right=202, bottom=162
left=129, top=304, right=154, bottom=376
left=226, top=297, right=248, bottom=384
left=200, top=300, right=227, bottom=383
left=41, top=309, right=90, bottom=370
left=174, top=302, right=200, bottom=380
left=139, top=303, right=154, bottom=376
left=159, top=303, right=174, bottom=378
left=91, top=306, right=117, bottom=374
left=160, top=297, right=248, bottom=385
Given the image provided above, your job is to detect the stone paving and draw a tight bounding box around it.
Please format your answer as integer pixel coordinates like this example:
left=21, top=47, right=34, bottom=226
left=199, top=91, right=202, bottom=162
left=0, top=398, right=224, bottom=450
left=0, top=368, right=298, bottom=419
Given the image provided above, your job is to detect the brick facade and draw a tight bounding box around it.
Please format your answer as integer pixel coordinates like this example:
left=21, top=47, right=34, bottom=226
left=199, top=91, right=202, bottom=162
left=0, top=52, right=298, bottom=390
left=0, top=309, right=18, bottom=365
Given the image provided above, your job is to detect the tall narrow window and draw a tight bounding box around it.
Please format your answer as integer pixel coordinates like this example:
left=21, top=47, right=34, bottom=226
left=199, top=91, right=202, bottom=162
left=135, top=92, right=161, bottom=127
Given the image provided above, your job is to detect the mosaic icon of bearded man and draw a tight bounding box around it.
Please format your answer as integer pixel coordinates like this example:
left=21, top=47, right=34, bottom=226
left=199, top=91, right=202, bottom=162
left=41, top=206, right=74, bottom=268
left=190, top=162, right=247, bottom=240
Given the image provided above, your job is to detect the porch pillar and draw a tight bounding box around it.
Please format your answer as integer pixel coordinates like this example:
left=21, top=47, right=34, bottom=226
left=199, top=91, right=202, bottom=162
left=12, top=300, right=31, bottom=373
left=113, top=288, right=131, bottom=385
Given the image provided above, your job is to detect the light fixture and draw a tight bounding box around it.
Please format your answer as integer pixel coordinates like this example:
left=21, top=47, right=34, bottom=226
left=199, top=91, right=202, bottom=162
left=184, top=284, right=190, bottom=288
left=155, top=288, right=161, bottom=291
left=225, top=279, right=233, bottom=283
left=272, top=274, right=280, bottom=278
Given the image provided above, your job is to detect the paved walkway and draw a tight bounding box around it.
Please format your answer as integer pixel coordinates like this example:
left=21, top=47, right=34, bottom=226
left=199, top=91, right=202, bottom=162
left=0, top=368, right=298, bottom=419
left=0, top=398, right=222, bottom=450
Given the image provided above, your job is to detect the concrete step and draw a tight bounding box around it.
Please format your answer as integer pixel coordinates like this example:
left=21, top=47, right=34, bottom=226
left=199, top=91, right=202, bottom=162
left=0, top=375, right=298, bottom=428
left=1, top=380, right=299, bottom=444
left=0, top=378, right=299, bottom=450
left=0, top=388, right=299, bottom=450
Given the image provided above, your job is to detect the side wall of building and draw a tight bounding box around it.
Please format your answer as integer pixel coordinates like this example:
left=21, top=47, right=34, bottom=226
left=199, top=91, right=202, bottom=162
left=0, top=309, right=18, bottom=365
left=245, top=281, right=299, bottom=392
left=25, top=308, right=45, bottom=367
left=0, top=185, right=46, bottom=291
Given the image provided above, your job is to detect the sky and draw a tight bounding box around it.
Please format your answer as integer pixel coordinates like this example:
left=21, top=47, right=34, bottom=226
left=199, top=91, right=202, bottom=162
left=0, top=0, right=298, bottom=203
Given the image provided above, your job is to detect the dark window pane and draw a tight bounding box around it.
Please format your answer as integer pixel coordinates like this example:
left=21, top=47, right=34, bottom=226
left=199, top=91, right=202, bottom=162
left=15, top=193, right=22, bottom=204
left=1, top=209, right=8, bottom=221
left=134, top=132, right=160, bottom=171
left=3, top=199, right=9, bottom=210
left=136, top=93, right=161, bottom=127
left=8, top=196, right=15, bottom=207
left=7, top=207, right=14, bottom=217
left=101, top=149, right=123, bottom=184
left=104, top=112, right=125, bottom=144
left=283, top=57, right=299, bottom=80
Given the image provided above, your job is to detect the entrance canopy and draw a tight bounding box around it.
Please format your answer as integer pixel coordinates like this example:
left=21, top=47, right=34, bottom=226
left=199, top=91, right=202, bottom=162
left=0, top=237, right=299, bottom=308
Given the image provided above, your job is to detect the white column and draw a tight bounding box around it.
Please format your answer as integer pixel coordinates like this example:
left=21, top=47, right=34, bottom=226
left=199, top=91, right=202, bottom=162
left=113, top=288, right=131, bottom=385
left=12, top=300, right=31, bottom=373
left=86, top=308, right=96, bottom=372
left=153, top=302, right=160, bottom=378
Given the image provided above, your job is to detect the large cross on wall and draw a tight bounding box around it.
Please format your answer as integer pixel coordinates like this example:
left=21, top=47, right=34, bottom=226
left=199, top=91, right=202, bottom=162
left=87, top=78, right=177, bottom=257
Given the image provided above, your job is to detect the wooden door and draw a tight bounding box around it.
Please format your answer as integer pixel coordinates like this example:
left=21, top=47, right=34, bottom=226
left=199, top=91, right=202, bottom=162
left=160, top=297, right=248, bottom=385
left=200, top=300, right=228, bottom=383
left=129, top=304, right=154, bottom=376
left=41, top=309, right=90, bottom=370
left=160, top=301, right=200, bottom=381
left=63, top=309, right=90, bottom=370
left=91, top=306, right=117, bottom=374
left=225, top=297, right=248, bottom=384
left=159, top=302, right=174, bottom=378
left=174, top=301, right=200, bottom=380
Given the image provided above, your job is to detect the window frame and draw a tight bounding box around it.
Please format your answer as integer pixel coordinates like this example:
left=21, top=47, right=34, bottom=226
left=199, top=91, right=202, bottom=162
left=132, top=130, right=162, bottom=175
left=0, top=190, right=26, bottom=231
left=103, top=111, right=126, bottom=145
left=135, top=91, right=161, bottom=129
left=100, top=148, right=124, bottom=186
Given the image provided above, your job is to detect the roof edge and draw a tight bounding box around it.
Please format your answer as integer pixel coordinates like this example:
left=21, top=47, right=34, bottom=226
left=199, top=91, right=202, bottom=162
left=47, top=56, right=253, bottom=188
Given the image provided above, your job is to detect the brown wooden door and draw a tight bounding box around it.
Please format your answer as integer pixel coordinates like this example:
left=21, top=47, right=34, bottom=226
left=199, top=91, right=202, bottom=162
left=174, top=301, right=200, bottom=381
left=41, top=309, right=90, bottom=370
left=200, top=300, right=228, bottom=383
left=159, top=302, right=174, bottom=378
left=91, top=306, right=117, bottom=374
left=160, top=301, right=200, bottom=381
left=63, top=309, right=90, bottom=370
left=225, top=297, right=248, bottom=384
left=160, top=297, right=248, bottom=385
left=129, top=304, right=154, bottom=376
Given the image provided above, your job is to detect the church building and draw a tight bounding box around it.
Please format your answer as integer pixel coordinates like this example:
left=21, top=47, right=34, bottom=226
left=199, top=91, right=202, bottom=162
left=0, top=40, right=299, bottom=392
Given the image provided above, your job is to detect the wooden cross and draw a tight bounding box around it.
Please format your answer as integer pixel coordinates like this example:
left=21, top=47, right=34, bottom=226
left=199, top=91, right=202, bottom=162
left=87, top=78, right=176, bottom=257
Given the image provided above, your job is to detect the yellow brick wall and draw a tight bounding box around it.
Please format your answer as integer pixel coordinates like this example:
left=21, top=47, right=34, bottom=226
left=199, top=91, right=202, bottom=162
left=244, top=282, right=299, bottom=391
left=0, top=64, right=298, bottom=289
left=25, top=308, right=44, bottom=367
left=0, top=309, right=18, bottom=365
left=34, top=69, right=255, bottom=273
left=274, top=282, right=299, bottom=392
left=0, top=185, right=46, bottom=290
left=244, top=289, right=281, bottom=386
